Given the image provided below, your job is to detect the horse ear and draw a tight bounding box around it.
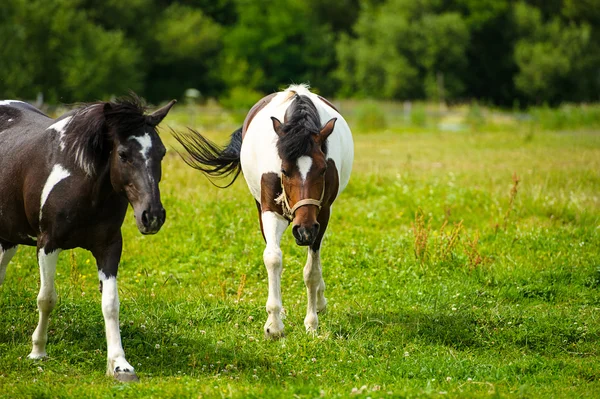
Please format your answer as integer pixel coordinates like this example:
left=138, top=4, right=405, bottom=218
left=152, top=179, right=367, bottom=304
left=147, top=99, right=177, bottom=126
left=271, top=116, right=284, bottom=137
left=318, top=117, right=337, bottom=142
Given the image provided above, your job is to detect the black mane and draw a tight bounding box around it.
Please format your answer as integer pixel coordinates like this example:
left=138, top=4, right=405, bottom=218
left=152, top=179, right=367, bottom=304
left=276, top=94, right=327, bottom=161
left=61, top=94, right=148, bottom=176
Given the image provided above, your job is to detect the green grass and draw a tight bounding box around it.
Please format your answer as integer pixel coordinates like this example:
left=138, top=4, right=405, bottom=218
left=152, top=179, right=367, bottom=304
left=1, top=103, right=599, bottom=398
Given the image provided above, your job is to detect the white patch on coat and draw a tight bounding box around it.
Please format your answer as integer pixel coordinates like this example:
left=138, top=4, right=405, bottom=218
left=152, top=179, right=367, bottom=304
left=39, top=164, right=71, bottom=222
left=47, top=116, right=73, bottom=150
left=129, top=133, right=152, bottom=165
left=98, top=270, right=108, bottom=281
left=297, top=156, right=312, bottom=181
left=0, top=100, right=25, bottom=106
left=7, top=118, right=13, bottom=122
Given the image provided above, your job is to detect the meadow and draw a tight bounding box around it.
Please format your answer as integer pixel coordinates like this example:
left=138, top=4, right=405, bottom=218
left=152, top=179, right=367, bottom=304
left=1, top=101, right=599, bottom=398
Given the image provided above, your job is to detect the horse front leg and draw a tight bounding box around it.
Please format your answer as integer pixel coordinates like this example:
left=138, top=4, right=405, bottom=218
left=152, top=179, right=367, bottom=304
left=94, top=237, right=138, bottom=382
left=29, top=244, right=61, bottom=359
left=304, top=208, right=330, bottom=333
left=261, top=211, right=289, bottom=339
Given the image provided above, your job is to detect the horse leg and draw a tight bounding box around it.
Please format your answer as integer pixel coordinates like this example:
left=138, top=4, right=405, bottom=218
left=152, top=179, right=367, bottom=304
left=0, top=242, right=18, bottom=285
left=303, top=208, right=330, bottom=333
left=29, top=245, right=61, bottom=359
left=94, top=237, right=138, bottom=382
left=261, top=211, right=288, bottom=339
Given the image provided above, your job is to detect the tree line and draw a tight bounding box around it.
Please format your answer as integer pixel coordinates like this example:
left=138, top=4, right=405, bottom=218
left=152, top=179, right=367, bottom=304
left=1, top=0, right=598, bottom=106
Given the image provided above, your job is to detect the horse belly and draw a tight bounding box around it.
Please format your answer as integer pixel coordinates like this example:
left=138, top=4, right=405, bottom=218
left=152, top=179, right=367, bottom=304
left=0, top=196, right=37, bottom=246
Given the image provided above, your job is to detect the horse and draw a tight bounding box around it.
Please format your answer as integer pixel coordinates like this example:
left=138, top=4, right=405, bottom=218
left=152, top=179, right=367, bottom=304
left=174, top=84, right=353, bottom=338
left=0, top=95, right=176, bottom=381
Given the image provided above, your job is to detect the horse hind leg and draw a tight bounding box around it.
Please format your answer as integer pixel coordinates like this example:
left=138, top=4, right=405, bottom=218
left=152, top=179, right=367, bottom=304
left=28, top=246, right=61, bottom=359
left=303, top=248, right=327, bottom=333
left=0, top=242, right=18, bottom=285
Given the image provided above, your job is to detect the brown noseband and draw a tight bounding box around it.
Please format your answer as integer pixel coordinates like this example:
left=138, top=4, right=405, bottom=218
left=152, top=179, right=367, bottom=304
left=276, top=176, right=325, bottom=221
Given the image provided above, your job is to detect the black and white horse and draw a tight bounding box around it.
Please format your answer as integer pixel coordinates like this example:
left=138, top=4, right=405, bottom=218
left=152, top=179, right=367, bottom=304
left=175, top=84, right=353, bottom=338
left=0, top=96, right=175, bottom=381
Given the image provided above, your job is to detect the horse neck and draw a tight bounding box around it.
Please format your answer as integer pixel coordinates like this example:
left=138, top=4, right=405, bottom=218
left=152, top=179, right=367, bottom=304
left=88, top=158, right=116, bottom=204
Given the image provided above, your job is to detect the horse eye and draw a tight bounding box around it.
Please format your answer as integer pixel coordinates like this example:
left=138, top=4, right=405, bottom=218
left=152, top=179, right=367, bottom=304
left=281, top=168, right=289, bottom=177
left=118, top=151, right=128, bottom=162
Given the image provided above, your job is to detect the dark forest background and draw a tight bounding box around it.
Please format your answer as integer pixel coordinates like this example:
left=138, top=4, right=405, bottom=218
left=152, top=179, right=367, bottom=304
left=1, top=0, right=599, bottom=106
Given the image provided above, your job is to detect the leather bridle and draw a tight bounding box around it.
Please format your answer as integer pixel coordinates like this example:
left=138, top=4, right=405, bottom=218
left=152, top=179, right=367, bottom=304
left=277, top=176, right=325, bottom=221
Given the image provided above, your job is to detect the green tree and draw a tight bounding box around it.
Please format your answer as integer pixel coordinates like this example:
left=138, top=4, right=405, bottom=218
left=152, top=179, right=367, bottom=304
left=222, top=0, right=336, bottom=95
left=0, top=0, right=142, bottom=103
left=513, top=2, right=592, bottom=103
left=336, top=0, right=469, bottom=100
left=145, top=3, right=224, bottom=101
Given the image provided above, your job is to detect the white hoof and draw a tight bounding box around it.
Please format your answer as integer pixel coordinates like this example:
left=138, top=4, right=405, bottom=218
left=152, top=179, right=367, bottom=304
left=305, top=313, right=319, bottom=333
left=113, top=369, right=139, bottom=382
left=27, top=352, right=47, bottom=360
left=107, top=358, right=138, bottom=382
left=264, top=318, right=285, bottom=340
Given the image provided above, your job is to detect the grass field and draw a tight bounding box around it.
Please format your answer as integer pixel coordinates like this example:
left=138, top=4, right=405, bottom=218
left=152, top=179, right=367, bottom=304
left=1, top=102, right=599, bottom=398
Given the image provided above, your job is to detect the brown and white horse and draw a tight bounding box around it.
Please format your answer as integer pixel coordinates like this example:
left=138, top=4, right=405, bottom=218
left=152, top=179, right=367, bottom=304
left=175, top=84, right=353, bottom=338
left=0, top=96, right=175, bottom=381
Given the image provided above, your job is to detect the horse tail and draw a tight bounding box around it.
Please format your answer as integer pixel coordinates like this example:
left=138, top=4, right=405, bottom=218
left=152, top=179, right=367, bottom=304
left=173, top=127, right=242, bottom=188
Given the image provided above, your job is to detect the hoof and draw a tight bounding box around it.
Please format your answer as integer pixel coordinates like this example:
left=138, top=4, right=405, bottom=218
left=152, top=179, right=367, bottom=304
left=264, top=323, right=285, bottom=340
left=27, top=352, right=47, bottom=360
left=305, top=326, right=318, bottom=335
left=264, top=329, right=285, bottom=340
left=114, top=370, right=139, bottom=382
left=264, top=317, right=285, bottom=340
left=304, top=313, right=319, bottom=333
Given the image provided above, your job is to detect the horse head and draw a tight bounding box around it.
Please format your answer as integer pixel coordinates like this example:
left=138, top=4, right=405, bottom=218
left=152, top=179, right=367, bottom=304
left=105, top=100, right=176, bottom=234
left=272, top=114, right=336, bottom=246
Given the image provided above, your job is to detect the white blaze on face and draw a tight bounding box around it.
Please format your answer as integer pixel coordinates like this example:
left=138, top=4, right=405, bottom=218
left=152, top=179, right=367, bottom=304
left=39, top=164, right=71, bottom=222
left=47, top=116, right=73, bottom=150
left=297, top=156, right=313, bottom=182
left=129, top=133, right=153, bottom=166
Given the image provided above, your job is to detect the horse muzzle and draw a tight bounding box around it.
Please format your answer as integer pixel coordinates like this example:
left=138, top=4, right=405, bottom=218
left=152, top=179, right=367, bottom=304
left=292, top=223, right=320, bottom=246
left=137, top=207, right=166, bottom=235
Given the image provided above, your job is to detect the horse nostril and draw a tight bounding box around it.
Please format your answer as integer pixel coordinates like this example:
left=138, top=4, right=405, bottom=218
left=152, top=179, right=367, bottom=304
left=141, top=210, right=150, bottom=227
left=292, top=225, right=301, bottom=239
left=313, top=223, right=320, bottom=235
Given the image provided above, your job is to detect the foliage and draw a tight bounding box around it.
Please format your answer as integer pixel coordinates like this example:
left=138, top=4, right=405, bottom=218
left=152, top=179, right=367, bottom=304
left=1, top=0, right=600, bottom=105
left=221, top=0, right=336, bottom=95
left=513, top=2, right=593, bottom=104
left=0, top=0, right=143, bottom=102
